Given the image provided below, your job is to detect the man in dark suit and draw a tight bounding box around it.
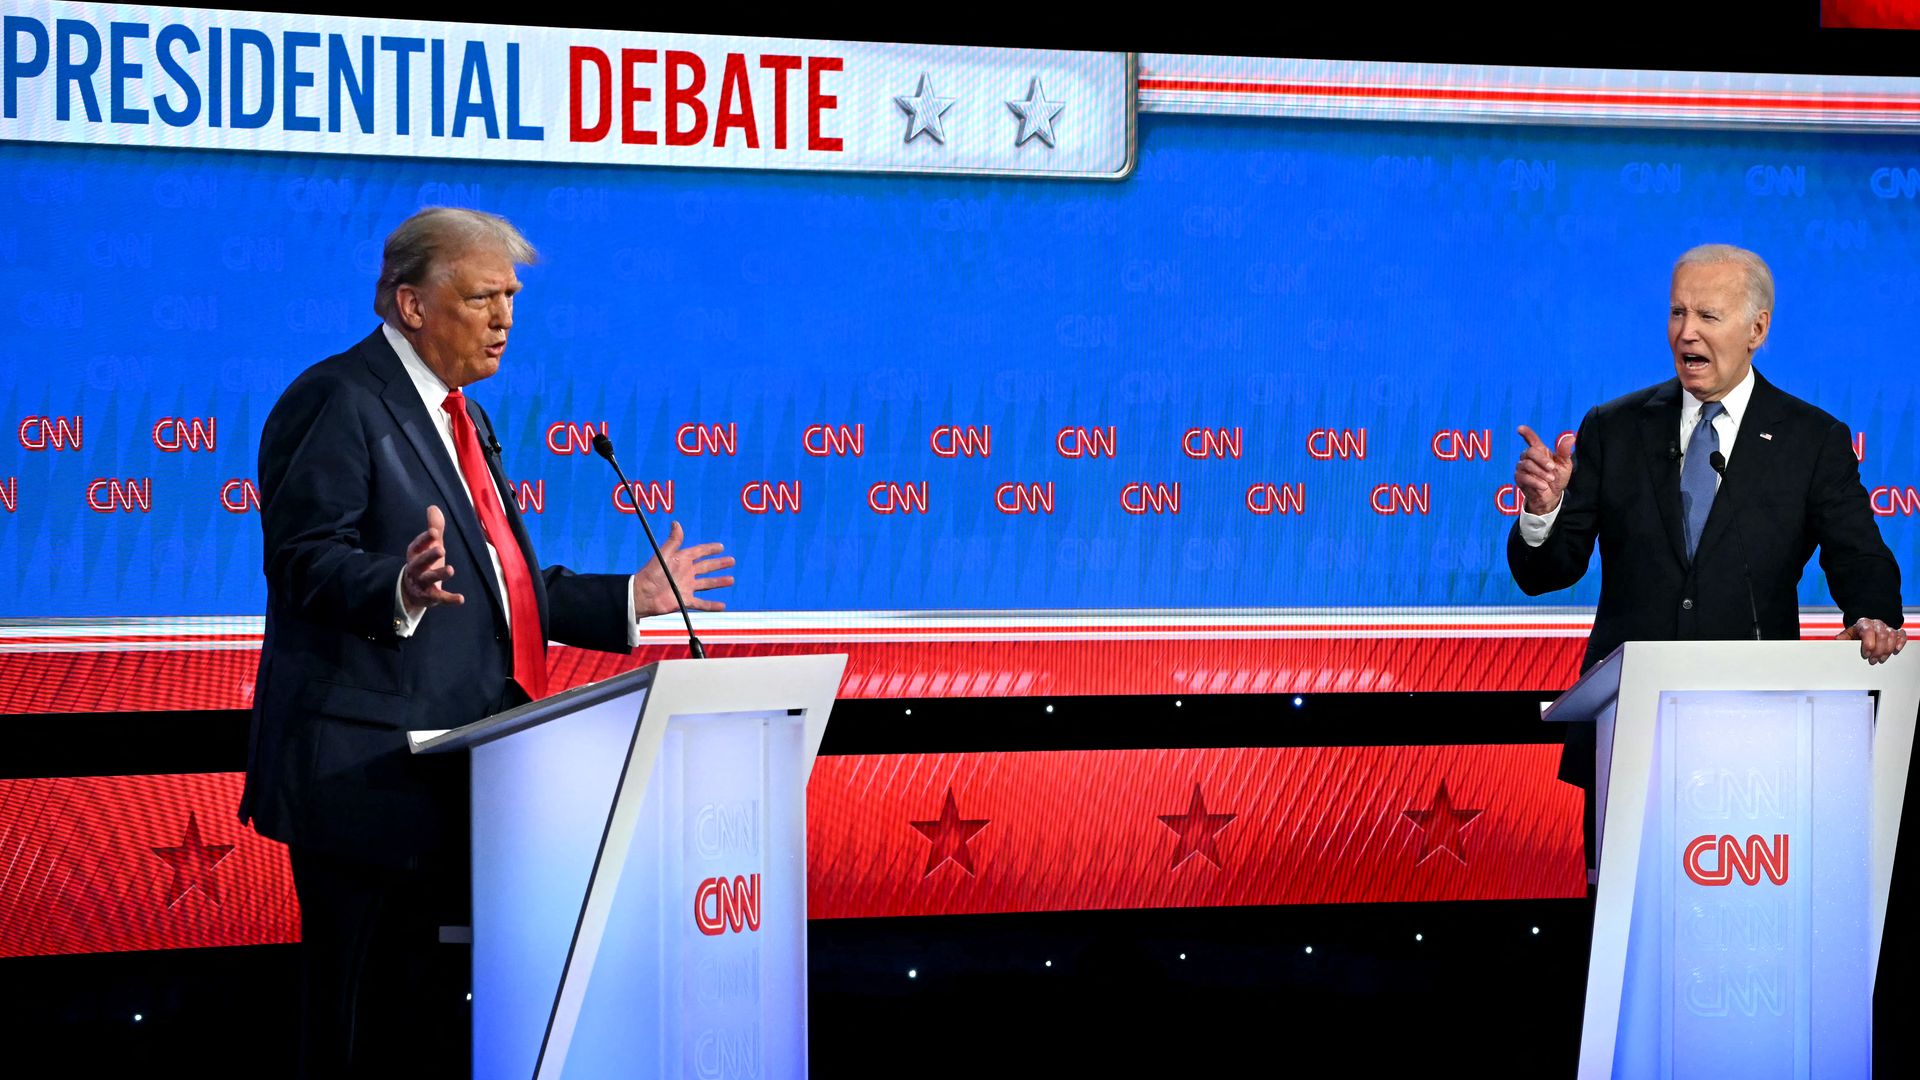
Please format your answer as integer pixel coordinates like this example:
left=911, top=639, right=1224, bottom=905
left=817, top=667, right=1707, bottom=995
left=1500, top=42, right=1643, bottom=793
left=239, top=207, right=735, bottom=1077
left=1507, top=244, right=1906, bottom=853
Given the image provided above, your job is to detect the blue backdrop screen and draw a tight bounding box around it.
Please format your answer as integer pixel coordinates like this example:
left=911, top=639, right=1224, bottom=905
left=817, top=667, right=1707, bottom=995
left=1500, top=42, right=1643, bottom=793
left=2, top=115, right=1914, bottom=616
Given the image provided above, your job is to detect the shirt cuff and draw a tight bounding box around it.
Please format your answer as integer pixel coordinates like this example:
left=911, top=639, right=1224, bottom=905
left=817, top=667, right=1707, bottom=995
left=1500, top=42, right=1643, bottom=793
left=393, top=571, right=426, bottom=638
left=1518, top=502, right=1562, bottom=547
left=627, top=573, right=642, bottom=648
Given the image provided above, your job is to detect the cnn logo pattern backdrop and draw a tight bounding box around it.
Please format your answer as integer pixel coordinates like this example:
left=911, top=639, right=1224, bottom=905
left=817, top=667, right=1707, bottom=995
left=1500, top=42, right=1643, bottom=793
left=2, top=119, right=1917, bottom=617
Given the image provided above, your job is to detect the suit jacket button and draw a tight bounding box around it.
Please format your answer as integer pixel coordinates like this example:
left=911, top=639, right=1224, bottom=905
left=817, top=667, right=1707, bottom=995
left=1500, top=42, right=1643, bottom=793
left=1682, top=598, right=1694, bottom=610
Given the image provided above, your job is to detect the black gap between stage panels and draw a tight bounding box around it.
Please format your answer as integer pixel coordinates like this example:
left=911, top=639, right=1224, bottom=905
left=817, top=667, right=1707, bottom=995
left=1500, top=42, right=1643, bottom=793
left=0, top=691, right=1563, bottom=779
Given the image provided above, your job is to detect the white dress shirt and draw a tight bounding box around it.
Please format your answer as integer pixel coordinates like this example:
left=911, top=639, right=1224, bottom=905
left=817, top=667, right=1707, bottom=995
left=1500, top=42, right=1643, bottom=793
left=384, top=323, right=642, bottom=642
left=1519, top=366, right=1756, bottom=547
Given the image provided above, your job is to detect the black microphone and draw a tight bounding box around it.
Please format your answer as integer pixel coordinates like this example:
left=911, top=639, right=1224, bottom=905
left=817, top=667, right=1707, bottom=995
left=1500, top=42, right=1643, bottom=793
left=1709, top=450, right=1762, bottom=641
left=591, top=433, right=705, bottom=660
left=1667, top=441, right=1680, bottom=463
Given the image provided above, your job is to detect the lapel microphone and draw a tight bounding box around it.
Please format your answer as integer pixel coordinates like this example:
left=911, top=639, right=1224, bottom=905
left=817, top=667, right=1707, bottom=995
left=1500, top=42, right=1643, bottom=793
left=591, top=433, right=705, bottom=659
left=1709, top=450, right=1763, bottom=641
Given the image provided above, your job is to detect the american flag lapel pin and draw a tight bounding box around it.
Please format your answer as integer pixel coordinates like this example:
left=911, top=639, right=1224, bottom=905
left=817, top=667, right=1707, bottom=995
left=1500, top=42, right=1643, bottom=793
left=1759, top=432, right=1773, bottom=441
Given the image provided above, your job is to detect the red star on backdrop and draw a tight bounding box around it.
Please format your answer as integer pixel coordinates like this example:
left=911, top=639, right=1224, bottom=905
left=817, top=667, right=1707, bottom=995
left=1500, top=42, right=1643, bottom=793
left=150, top=811, right=236, bottom=907
left=910, top=787, right=991, bottom=877
left=1157, top=783, right=1237, bottom=870
left=1402, top=780, right=1484, bottom=866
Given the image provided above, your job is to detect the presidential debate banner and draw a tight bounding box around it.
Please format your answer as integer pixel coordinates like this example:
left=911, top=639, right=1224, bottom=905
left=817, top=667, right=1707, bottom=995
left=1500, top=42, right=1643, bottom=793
left=0, top=2, right=1133, bottom=175
left=4, top=6, right=1920, bottom=706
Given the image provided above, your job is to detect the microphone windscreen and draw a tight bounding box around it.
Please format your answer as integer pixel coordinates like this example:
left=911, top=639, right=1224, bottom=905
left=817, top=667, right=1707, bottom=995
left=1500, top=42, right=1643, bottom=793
left=592, top=432, right=616, bottom=461
left=1710, top=450, right=1728, bottom=473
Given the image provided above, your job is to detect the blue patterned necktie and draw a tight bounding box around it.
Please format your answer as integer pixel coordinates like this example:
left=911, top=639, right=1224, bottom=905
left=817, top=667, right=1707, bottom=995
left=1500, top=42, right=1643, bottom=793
left=1681, top=400, right=1725, bottom=560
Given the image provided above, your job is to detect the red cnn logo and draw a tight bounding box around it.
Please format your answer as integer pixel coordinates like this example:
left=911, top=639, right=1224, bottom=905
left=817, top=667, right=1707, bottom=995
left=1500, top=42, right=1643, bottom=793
left=613, top=480, right=674, bottom=514
left=1120, top=482, right=1180, bottom=515
left=1056, top=425, right=1116, bottom=459
left=220, top=479, right=261, bottom=513
left=695, top=873, right=762, bottom=936
left=740, top=481, right=800, bottom=514
left=1871, top=486, right=1920, bottom=517
left=1431, top=428, right=1492, bottom=460
left=994, top=481, right=1054, bottom=514
left=546, top=421, right=607, bottom=455
left=868, top=481, right=928, bottom=514
left=87, top=478, right=151, bottom=512
left=1246, top=482, right=1304, bottom=515
left=153, top=417, right=216, bottom=452
left=929, top=425, right=991, bottom=458
left=18, top=416, right=82, bottom=451
left=1182, top=426, right=1243, bottom=460
left=1683, top=834, right=1790, bottom=886
left=1305, top=427, right=1365, bottom=460
left=1370, top=483, right=1430, bottom=515
left=803, top=423, right=864, bottom=457
left=676, top=423, right=737, bottom=456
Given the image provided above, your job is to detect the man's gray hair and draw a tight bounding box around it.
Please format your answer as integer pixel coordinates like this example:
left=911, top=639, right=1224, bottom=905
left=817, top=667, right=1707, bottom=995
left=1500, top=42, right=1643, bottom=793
left=374, top=207, right=538, bottom=320
left=1674, top=243, right=1774, bottom=320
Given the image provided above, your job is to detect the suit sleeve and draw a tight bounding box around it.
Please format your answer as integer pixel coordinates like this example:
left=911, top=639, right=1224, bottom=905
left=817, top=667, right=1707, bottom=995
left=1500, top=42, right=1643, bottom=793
left=1507, top=406, right=1603, bottom=596
left=258, top=374, right=406, bottom=640
left=1809, top=419, right=1904, bottom=628
left=544, top=567, right=634, bottom=653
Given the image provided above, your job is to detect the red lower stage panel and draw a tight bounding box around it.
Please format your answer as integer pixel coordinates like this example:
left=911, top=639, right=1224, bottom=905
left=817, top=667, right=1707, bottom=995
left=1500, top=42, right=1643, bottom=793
left=0, top=773, right=298, bottom=957
left=806, top=745, right=1585, bottom=918
left=0, top=745, right=1581, bottom=956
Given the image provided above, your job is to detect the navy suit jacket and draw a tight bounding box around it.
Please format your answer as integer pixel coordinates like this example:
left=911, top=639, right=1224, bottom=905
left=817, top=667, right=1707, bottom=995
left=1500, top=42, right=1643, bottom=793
left=239, top=327, right=631, bottom=865
left=1507, top=372, right=1902, bottom=784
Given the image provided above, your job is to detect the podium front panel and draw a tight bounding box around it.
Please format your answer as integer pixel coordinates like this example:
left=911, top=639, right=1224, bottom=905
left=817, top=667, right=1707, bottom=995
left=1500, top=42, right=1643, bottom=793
left=559, top=708, right=808, bottom=1080
left=1612, top=690, right=1871, bottom=1079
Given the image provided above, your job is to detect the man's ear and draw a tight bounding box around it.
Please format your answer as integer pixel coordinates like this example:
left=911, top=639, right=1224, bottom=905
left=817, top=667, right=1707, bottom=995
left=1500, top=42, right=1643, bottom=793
left=1747, top=309, right=1771, bottom=353
left=395, top=284, right=427, bottom=331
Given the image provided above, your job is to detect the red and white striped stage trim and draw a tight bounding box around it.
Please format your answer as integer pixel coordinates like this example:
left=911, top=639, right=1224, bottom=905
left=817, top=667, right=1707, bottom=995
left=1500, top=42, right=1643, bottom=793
left=1138, top=54, right=1920, bottom=130
left=0, top=610, right=1881, bottom=714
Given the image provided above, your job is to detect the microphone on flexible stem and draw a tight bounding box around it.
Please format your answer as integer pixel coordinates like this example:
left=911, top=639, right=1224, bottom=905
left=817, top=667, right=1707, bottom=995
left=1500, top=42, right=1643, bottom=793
left=591, top=433, right=705, bottom=660
left=1709, top=450, right=1762, bottom=642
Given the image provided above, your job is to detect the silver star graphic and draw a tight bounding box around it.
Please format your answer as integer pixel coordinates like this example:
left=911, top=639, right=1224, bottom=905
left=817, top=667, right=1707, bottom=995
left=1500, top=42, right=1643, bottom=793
left=895, top=74, right=956, bottom=145
left=1006, top=77, right=1063, bottom=148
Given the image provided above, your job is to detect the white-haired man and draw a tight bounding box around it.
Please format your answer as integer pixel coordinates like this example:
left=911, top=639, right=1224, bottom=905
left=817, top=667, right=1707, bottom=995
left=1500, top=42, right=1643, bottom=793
left=240, top=207, right=735, bottom=1076
left=1507, top=244, right=1904, bottom=858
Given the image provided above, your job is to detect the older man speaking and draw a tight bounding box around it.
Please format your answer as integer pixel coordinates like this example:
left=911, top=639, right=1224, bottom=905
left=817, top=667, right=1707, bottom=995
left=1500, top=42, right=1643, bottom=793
left=239, top=207, right=734, bottom=1076
left=1508, top=243, right=1905, bottom=858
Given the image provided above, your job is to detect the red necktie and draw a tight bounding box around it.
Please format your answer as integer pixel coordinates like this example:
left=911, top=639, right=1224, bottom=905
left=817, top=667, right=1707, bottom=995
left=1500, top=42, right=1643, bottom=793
left=442, top=390, right=548, bottom=700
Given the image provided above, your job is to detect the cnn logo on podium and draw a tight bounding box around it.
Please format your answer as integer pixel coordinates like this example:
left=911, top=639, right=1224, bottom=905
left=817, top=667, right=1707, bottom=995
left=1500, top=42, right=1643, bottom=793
left=1683, top=834, right=1789, bottom=886
left=694, top=874, right=762, bottom=936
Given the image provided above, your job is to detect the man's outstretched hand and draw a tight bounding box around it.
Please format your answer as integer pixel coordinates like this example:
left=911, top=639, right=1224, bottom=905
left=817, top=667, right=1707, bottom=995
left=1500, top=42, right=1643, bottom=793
left=633, top=521, right=735, bottom=616
left=402, top=505, right=463, bottom=616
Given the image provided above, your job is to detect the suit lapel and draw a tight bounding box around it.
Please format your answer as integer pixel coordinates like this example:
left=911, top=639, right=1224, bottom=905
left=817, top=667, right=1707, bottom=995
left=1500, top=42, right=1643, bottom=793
left=1637, top=380, right=1689, bottom=567
left=1694, top=372, right=1785, bottom=567
left=360, top=330, right=509, bottom=626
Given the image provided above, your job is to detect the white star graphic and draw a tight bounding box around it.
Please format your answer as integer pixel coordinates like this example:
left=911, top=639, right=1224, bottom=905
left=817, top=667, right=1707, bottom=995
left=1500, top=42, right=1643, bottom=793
left=1006, top=77, right=1063, bottom=148
left=895, top=74, right=956, bottom=145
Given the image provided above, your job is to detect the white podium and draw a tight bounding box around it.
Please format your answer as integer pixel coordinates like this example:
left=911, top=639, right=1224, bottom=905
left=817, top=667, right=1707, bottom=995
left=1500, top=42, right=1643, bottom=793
left=410, top=654, right=847, bottom=1080
left=1546, top=641, right=1917, bottom=1079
